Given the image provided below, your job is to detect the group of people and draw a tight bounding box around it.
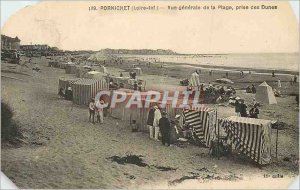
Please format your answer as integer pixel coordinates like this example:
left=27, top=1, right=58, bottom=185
left=109, top=81, right=120, bottom=90
left=58, top=86, right=73, bottom=100
left=108, top=78, right=143, bottom=91
left=129, top=71, right=137, bottom=79
left=133, top=81, right=143, bottom=91
left=147, top=105, right=179, bottom=146
left=185, top=83, right=236, bottom=104
left=246, top=84, right=256, bottom=93
left=235, top=97, right=260, bottom=118
left=88, top=98, right=105, bottom=124
left=200, top=84, right=236, bottom=104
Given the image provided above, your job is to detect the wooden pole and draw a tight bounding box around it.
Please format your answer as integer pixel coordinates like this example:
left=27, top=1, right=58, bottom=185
left=129, top=112, right=132, bottom=129
left=122, top=107, right=125, bottom=121
left=216, top=109, right=220, bottom=160
left=275, top=122, right=279, bottom=159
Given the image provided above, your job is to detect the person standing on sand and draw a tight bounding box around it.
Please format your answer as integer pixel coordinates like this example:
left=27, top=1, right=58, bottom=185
left=65, top=87, right=73, bottom=100
left=89, top=98, right=96, bottom=123
left=251, top=84, right=256, bottom=93
left=153, top=105, right=162, bottom=141
left=272, top=70, right=275, bottom=77
left=58, top=88, right=65, bottom=98
left=95, top=100, right=104, bottom=124
left=235, top=97, right=241, bottom=116
left=278, top=79, right=282, bottom=88
left=159, top=112, right=171, bottom=146
left=249, top=105, right=259, bottom=118
left=133, top=81, right=138, bottom=91
left=147, top=106, right=155, bottom=139
left=240, top=99, right=248, bottom=117
left=252, top=98, right=258, bottom=107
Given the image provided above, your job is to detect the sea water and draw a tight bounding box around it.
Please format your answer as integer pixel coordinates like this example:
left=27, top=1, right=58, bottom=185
left=119, top=53, right=299, bottom=72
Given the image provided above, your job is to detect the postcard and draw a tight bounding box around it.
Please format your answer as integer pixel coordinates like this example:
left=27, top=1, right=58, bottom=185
left=1, top=0, right=299, bottom=189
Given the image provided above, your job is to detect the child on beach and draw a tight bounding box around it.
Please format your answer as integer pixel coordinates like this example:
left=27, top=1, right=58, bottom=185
left=95, top=100, right=104, bottom=124
left=89, top=98, right=95, bottom=123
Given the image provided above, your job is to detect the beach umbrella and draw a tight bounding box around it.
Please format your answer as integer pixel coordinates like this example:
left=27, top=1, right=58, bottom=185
left=215, top=78, right=234, bottom=84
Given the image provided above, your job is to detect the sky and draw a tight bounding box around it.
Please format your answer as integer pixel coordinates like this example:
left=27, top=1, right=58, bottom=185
left=1, top=0, right=299, bottom=26
left=0, top=1, right=299, bottom=53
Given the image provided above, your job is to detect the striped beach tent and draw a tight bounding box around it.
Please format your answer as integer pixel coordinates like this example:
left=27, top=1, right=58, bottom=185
left=65, top=63, right=77, bottom=74
left=108, top=89, right=147, bottom=131
left=109, top=90, right=181, bottom=132
left=189, top=72, right=201, bottom=87
left=58, top=76, right=80, bottom=91
left=72, top=78, right=109, bottom=105
left=59, top=62, right=68, bottom=69
left=109, top=89, right=131, bottom=121
left=182, top=106, right=216, bottom=147
left=220, top=116, right=272, bottom=165
left=75, top=65, right=92, bottom=78
left=48, top=61, right=60, bottom=68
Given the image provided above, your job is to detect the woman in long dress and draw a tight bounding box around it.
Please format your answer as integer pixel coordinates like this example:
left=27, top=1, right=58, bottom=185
left=278, top=79, right=282, bottom=88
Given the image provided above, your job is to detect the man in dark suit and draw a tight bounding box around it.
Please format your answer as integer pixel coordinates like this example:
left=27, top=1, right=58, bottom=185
left=240, top=99, right=248, bottom=117
left=159, top=112, right=171, bottom=146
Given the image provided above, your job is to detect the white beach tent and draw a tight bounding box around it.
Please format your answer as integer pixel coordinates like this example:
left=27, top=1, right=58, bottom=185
left=65, top=63, right=77, bottom=74
left=255, top=81, right=277, bottom=104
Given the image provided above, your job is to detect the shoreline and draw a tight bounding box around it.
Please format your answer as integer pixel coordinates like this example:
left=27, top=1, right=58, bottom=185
left=151, top=61, right=299, bottom=75
left=173, top=64, right=299, bottom=76
left=114, top=53, right=299, bottom=74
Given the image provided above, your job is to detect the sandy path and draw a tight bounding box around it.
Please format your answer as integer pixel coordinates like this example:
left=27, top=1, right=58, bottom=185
left=1, top=58, right=298, bottom=189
